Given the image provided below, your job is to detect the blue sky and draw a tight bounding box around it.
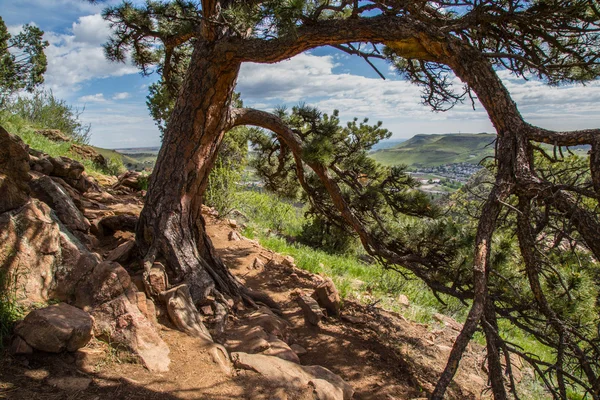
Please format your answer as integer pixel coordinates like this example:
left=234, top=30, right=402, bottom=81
left=2, top=0, right=600, bottom=149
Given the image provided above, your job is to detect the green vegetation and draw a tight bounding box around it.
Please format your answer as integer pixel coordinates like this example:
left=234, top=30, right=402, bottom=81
left=0, top=268, right=23, bottom=347
left=0, top=17, right=48, bottom=105
left=0, top=100, right=125, bottom=177
left=371, top=133, right=496, bottom=167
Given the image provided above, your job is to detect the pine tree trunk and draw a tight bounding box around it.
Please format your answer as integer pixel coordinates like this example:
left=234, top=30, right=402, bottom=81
left=136, top=41, right=243, bottom=303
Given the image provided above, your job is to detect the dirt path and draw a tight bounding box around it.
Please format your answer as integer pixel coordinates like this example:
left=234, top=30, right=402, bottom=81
left=1, top=195, right=491, bottom=400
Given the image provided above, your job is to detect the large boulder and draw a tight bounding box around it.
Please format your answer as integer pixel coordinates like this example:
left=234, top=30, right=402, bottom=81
left=28, top=173, right=90, bottom=232
left=232, top=352, right=354, bottom=400
left=0, top=126, right=31, bottom=213
left=0, top=199, right=99, bottom=306
left=75, top=261, right=171, bottom=372
left=93, top=293, right=171, bottom=372
left=14, top=303, right=93, bottom=353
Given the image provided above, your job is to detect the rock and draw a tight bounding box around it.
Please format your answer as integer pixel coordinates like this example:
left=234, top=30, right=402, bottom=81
left=54, top=225, right=101, bottom=300
left=200, top=305, right=214, bottom=315
left=397, top=294, right=410, bottom=307
left=297, top=295, right=325, bottom=326
left=468, top=373, right=486, bottom=386
left=76, top=347, right=105, bottom=373
left=47, top=376, right=92, bottom=392
left=69, top=143, right=107, bottom=167
left=232, top=352, right=354, bottom=400
left=107, top=240, right=136, bottom=264
left=246, top=307, right=290, bottom=340
left=160, top=284, right=212, bottom=342
left=29, top=154, right=54, bottom=175
left=115, top=171, right=145, bottom=191
left=10, top=336, right=33, bottom=355
left=29, top=173, right=90, bottom=232
left=282, top=255, right=295, bottom=268
left=228, top=230, right=241, bottom=241
left=99, top=214, right=138, bottom=234
left=0, top=199, right=98, bottom=305
left=35, top=129, right=71, bottom=142
left=75, top=261, right=135, bottom=309
left=92, top=293, right=171, bottom=372
left=433, top=313, right=463, bottom=332
left=227, top=335, right=271, bottom=354
left=49, top=156, right=84, bottom=180
left=15, top=303, right=93, bottom=353
left=227, top=219, right=238, bottom=228
left=262, top=336, right=300, bottom=363
left=84, top=190, right=115, bottom=203
left=252, top=257, right=265, bottom=270
left=290, top=344, right=307, bottom=355
left=0, top=126, right=31, bottom=213
left=312, top=278, right=341, bottom=317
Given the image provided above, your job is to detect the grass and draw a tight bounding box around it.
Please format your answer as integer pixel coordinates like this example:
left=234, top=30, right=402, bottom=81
left=0, top=268, right=24, bottom=347
left=0, top=111, right=125, bottom=177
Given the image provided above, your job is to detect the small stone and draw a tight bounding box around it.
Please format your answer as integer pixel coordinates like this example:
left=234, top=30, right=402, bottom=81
left=252, top=257, right=265, bottom=270
left=397, top=294, right=410, bottom=307
left=228, top=230, right=241, bottom=241
left=201, top=305, right=214, bottom=315
left=296, top=295, right=324, bottom=326
left=107, top=240, right=136, bottom=263
left=312, top=278, right=340, bottom=317
left=282, top=256, right=295, bottom=268
left=290, top=344, right=307, bottom=355
left=227, top=219, right=238, bottom=228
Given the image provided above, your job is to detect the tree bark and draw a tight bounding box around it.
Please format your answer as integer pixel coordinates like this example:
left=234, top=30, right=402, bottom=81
left=137, top=40, right=244, bottom=303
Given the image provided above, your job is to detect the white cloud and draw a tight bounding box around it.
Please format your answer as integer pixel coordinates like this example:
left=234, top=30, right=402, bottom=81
left=238, top=54, right=600, bottom=135
left=71, top=14, right=112, bottom=45
left=42, top=14, right=138, bottom=97
left=112, top=92, right=131, bottom=100
left=78, top=93, right=106, bottom=103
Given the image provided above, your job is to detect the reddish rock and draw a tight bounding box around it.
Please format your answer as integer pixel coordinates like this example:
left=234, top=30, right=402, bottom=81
left=297, top=295, right=325, bottom=326
left=28, top=173, right=90, bottom=232
left=93, top=293, right=171, bottom=372
left=35, top=129, right=70, bottom=142
left=69, top=143, right=107, bottom=168
left=0, top=125, right=31, bottom=213
left=107, top=240, right=136, bottom=264
left=115, top=171, right=145, bottom=191
left=311, top=278, right=341, bottom=317
left=15, top=303, right=93, bottom=353
left=75, top=261, right=135, bottom=309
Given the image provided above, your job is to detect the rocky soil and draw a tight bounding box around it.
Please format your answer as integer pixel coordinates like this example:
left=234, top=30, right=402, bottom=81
left=0, top=126, right=511, bottom=399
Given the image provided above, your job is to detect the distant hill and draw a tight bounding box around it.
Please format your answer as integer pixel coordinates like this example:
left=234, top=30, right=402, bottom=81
left=370, top=133, right=496, bottom=167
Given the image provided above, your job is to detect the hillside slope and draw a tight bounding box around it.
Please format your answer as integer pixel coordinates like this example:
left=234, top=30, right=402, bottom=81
left=370, top=133, right=496, bottom=167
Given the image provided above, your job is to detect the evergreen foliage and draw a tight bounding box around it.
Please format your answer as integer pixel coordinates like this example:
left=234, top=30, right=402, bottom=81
left=0, top=16, right=48, bottom=105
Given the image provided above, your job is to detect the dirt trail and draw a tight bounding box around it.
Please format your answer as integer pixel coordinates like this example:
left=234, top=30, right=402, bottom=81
left=1, top=191, right=491, bottom=399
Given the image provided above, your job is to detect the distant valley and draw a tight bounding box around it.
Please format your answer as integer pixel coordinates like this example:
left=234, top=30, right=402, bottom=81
left=370, top=133, right=497, bottom=167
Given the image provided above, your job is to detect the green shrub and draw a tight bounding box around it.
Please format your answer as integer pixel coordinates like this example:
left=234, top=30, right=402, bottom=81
left=205, top=161, right=242, bottom=218
left=237, top=190, right=305, bottom=236
left=104, top=154, right=127, bottom=176
left=6, top=90, right=91, bottom=144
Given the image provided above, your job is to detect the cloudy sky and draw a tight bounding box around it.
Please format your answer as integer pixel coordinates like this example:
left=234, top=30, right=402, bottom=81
left=2, top=0, right=599, bottom=148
